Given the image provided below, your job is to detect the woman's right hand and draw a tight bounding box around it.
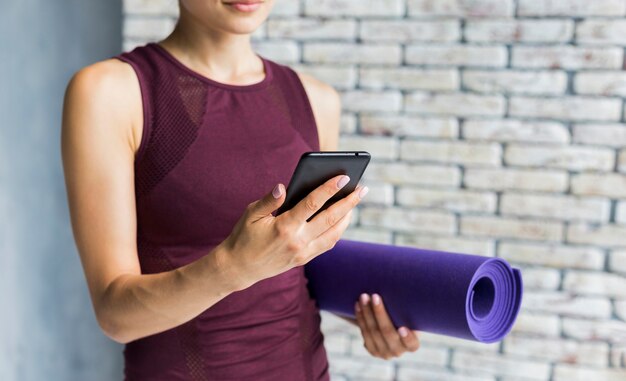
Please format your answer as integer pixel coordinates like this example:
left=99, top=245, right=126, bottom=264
left=220, top=174, right=368, bottom=290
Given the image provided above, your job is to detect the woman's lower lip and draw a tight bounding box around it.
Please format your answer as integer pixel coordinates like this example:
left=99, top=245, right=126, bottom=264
left=225, top=2, right=262, bottom=12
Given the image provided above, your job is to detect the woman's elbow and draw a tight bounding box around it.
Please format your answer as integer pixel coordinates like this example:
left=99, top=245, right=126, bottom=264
left=95, top=309, right=134, bottom=344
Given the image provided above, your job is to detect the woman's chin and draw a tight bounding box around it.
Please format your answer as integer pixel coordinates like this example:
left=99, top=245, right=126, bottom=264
left=214, top=7, right=269, bottom=34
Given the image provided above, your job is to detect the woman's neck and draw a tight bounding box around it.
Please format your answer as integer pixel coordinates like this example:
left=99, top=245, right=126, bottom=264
left=159, top=9, right=264, bottom=85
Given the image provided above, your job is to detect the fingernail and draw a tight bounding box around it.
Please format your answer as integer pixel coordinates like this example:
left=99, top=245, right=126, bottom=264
left=360, top=293, right=369, bottom=305
left=337, top=175, right=350, bottom=189
left=355, top=302, right=361, bottom=312
left=358, top=185, right=369, bottom=199
left=372, top=293, right=380, bottom=306
left=399, top=327, right=408, bottom=337
left=272, top=184, right=282, bottom=199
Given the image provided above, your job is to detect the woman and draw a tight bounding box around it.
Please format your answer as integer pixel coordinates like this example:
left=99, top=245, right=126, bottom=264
left=61, top=0, right=420, bottom=379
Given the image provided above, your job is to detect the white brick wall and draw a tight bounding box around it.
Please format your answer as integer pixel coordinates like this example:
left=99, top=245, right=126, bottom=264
left=123, top=1, right=626, bottom=380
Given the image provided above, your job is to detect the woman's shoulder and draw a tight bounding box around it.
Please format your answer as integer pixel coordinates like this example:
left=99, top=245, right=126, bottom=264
left=66, top=58, right=138, bottom=105
left=63, top=58, right=143, bottom=155
left=290, top=69, right=341, bottom=151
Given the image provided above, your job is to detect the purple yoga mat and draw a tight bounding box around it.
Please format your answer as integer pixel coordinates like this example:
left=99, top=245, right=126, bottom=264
left=304, top=239, right=523, bottom=343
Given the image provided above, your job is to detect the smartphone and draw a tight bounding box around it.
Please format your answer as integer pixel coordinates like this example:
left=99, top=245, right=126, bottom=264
left=274, top=151, right=371, bottom=222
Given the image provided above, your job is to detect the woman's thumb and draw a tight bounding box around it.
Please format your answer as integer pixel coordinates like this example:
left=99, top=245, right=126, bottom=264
left=250, top=183, right=285, bottom=218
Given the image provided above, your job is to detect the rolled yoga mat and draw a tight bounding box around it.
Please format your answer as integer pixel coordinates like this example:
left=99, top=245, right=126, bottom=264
left=304, top=239, right=523, bottom=343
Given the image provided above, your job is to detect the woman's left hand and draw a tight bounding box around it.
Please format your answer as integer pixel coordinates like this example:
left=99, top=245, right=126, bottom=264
left=354, top=293, right=420, bottom=360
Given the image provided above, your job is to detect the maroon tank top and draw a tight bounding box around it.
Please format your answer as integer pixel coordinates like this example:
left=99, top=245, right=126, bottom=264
left=114, top=42, right=330, bottom=381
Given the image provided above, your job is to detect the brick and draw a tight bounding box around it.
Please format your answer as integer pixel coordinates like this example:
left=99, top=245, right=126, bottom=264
left=291, top=64, right=357, bottom=90
left=320, top=310, right=352, bottom=334
left=251, top=25, right=267, bottom=41
left=620, top=149, right=626, bottom=173
left=124, top=0, right=179, bottom=15
left=408, top=0, right=514, bottom=17
left=461, top=216, right=563, bottom=242
left=405, top=92, right=505, bottom=117
left=351, top=341, right=449, bottom=367
left=303, top=43, right=401, bottom=65
left=362, top=162, right=461, bottom=187
left=304, top=0, right=404, bottom=17
left=360, top=206, right=457, bottom=235
left=340, top=90, right=402, bottom=113
left=504, top=335, right=609, bottom=366
left=418, top=331, right=499, bottom=353
left=462, top=70, right=567, bottom=95
left=616, top=299, right=626, bottom=320
left=394, top=347, right=453, bottom=368
left=360, top=115, right=459, bottom=138
left=521, top=268, right=561, bottom=290
left=341, top=228, right=393, bottom=244
left=251, top=40, right=300, bottom=64
left=464, top=168, right=568, bottom=192
left=122, top=39, right=146, bottom=52
left=563, top=270, right=626, bottom=297
left=505, top=144, right=615, bottom=171
left=575, top=72, right=626, bottom=96
left=571, top=173, right=626, bottom=198
left=360, top=20, right=460, bottom=42
left=324, top=333, right=350, bottom=355
left=509, top=312, right=560, bottom=337
left=341, top=113, right=357, bottom=134
left=268, top=0, right=300, bottom=16
left=328, top=373, right=348, bottom=381
left=518, top=0, right=626, bottom=16
left=356, top=182, right=393, bottom=205
left=452, top=351, right=550, bottom=380
left=400, top=140, right=502, bottom=166
left=573, top=123, right=626, bottom=147
left=338, top=135, right=398, bottom=160
left=395, top=234, right=495, bottom=256
left=267, top=18, right=356, bottom=40
left=123, top=17, right=175, bottom=40
left=466, top=19, right=574, bottom=43
left=512, top=46, right=623, bottom=69
left=554, top=364, right=626, bottom=381
left=562, top=317, right=626, bottom=343
left=611, top=343, right=626, bottom=367
left=567, top=223, right=626, bottom=247
left=406, top=45, right=507, bottom=67
left=618, top=203, right=626, bottom=225
left=522, top=292, right=612, bottom=318
left=500, top=193, right=610, bottom=222
left=398, top=367, right=494, bottom=381
left=577, top=19, right=626, bottom=45
left=463, top=119, right=569, bottom=143
left=509, top=96, right=622, bottom=121
left=610, top=250, right=626, bottom=274
left=397, top=187, right=497, bottom=213
left=499, top=242, right=605, bottom=270
left=329, top=355, right=394, bottom=380
left=360, top=67, right=459, bottom=91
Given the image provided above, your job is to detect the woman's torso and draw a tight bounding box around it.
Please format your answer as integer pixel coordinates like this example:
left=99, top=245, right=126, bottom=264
left=114, top=42, right=329, bottom=381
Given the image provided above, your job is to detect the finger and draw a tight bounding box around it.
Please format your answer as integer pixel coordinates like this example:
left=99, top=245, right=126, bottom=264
left=360, top=293, right=392, bottom=359
left=302, top=183, right=365, bottom=241
left=304, top=208, right=353, bottom=262
left=398, top=327, right=420, bottom=352
left=354, top=300, right=379, bottom=357
left=249, top=183, right=286, bottom=220
left=283, top=174, right=350, bottom=225
left=371, top=293, right=405, bottom=358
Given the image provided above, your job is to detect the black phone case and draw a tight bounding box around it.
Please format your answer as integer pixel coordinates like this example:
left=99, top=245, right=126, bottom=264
left=274, top=151, right=371, bottom=221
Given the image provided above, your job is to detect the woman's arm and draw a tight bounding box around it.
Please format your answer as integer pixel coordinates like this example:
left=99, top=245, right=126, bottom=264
left=61, top=60, right=244, bottom=344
